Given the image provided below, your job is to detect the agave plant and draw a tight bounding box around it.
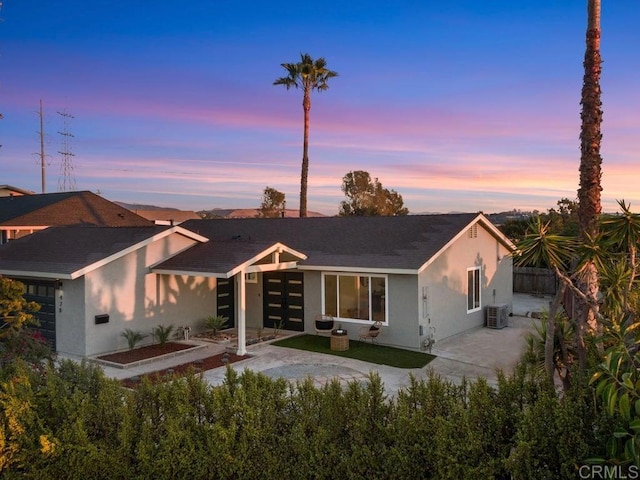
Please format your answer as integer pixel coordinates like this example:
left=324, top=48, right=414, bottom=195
left=203, top=315, right=229, bottom=337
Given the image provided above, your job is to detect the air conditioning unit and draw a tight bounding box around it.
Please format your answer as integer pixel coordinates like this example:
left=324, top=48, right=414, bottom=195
left=486, top=304, right=509, bottom=329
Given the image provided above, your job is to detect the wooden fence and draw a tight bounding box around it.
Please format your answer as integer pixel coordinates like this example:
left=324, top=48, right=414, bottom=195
left=513, top=267, right=557, bottom=295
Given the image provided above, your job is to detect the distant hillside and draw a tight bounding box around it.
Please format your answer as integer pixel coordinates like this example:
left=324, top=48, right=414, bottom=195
left=198, top=208, right=326, bottom=219
left=116, top=202, right=326, bottom=219
left=116, top=202, right=181, bottom=211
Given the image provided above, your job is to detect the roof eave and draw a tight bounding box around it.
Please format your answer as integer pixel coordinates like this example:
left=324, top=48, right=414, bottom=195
left=298, top=265, right=418, bottom=275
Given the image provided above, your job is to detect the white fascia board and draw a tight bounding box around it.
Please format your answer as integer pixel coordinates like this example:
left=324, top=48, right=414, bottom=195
left=244, top=261, right=299, bottom=274
left=225, top=242, right=307, bottom=278
left=70, top=226, right=208, bottom=279
left=475, top=214, right=517, bottom=251
left=417, top=213, right=516, bottom=274
left=170, top=225, right=210, bottom=243
left=0, top=226, right=48, bottom=230
left=0, top=269, right=73, bottom=280
left=297, top=265, right=417, bottom=275
left=151, top=268, right=227, bottom=278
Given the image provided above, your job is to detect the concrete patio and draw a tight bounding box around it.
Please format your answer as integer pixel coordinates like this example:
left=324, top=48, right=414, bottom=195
left=76, top=292, right=552, bottom=395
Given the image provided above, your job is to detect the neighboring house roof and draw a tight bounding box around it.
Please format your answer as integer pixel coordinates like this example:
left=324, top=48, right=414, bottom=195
left=158, top=213, right=516, bottom=275
left=131, top=209, right=201, bottom=224
left=0, top=185, right=35, bottom=197
left=0, top=225, right=208, bottom=279
left=0, top=191, right=153, bottom=227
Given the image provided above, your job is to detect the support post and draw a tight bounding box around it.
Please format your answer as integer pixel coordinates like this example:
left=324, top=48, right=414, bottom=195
left=236, top=272, right=247, bottom=355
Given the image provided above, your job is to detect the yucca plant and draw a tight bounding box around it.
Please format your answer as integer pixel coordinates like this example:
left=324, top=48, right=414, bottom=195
left=121, top=328, right=147, bottom=350
left=151, top=325, right=175, bottom=345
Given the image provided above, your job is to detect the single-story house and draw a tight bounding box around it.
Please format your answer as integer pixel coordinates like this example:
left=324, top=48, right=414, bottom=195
left=0, top=213, right=516, bottom=357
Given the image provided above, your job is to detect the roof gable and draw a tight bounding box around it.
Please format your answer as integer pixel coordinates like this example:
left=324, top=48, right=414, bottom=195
left=0, top=225, right=207, bottom=279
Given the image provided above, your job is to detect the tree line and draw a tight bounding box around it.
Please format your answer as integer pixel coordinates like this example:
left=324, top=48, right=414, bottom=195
left=258, top=170, right=408, bottom=218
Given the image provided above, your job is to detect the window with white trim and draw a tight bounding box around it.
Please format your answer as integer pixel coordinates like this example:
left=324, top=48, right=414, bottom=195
left=322, top=273, right=387, bottom=323
left=467, top=266, right=481, bottom=313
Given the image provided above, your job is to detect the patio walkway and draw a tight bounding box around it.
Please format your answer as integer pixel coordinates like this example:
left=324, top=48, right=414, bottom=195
left=77, top=293, right=551, bottom=395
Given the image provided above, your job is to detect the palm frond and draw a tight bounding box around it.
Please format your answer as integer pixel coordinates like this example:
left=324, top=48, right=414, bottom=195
left=514, top=216, right=576, bottom=269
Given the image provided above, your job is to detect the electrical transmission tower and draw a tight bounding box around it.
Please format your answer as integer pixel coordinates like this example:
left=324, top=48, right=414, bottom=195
left=57, top=109, right=76, bottom=191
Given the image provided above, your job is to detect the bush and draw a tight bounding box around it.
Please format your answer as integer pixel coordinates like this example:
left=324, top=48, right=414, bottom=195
left=151, top=325, right=175, bottom=345
left=203, top=315, right=229, bottom=336
left=0, top=356, right=613, bottom=478
left=121, top=328, right=146, bottom=350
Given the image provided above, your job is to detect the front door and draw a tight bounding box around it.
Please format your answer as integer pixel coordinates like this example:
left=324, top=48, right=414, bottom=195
left=263, top=272, right=304, bottom=332
left=216, top=277, right=235, bottom=328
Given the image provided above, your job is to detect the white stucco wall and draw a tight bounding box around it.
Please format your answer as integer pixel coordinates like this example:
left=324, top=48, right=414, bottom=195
left=419, top=224, right=513, bottom=343
left=81, top=233, right=210, bottom=356
left=55, top=278, right=87, bottom=356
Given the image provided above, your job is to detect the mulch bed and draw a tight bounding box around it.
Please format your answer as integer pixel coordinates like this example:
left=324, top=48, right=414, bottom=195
left=96, top=342, right=197, bottom=365
left=120, top=352, right=250, bottom=389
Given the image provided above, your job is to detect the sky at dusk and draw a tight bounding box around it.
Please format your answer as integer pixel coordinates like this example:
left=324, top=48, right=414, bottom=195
left=1, top=1, right=639, bottom=215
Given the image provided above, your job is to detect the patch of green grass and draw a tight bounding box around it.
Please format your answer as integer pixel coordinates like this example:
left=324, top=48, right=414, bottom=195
left=272, top=334, right=435, bottom=369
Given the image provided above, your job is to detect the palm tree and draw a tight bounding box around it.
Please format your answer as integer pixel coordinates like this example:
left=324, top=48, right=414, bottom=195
left=576, top=0, right=603, bottom=367
left=274, top=53, right=338, bottom=218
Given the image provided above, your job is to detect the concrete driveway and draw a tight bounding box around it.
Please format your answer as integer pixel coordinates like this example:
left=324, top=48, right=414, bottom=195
left=200, top=293, right=551, bottom=395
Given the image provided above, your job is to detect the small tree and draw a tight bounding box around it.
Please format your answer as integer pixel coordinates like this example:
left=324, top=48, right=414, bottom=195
left=0, top=277, right=41, bottom=340
left=258, top=186, right=286, bottom=218
left=339, top=170, right=408, bottom=216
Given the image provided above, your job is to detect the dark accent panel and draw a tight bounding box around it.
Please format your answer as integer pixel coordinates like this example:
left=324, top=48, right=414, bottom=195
left=216, top=278, right=235, bottom=328
left=262, top=272, right=304, bottom=332
left=95, top=314, right=109, bottom=325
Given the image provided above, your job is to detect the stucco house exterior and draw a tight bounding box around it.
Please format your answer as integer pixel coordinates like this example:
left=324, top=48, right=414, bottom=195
left=0, top=211, right=516, bottom=358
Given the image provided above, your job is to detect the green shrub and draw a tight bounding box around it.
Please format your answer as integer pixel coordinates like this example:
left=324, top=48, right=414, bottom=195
left=203, top=315, right=229, bottom=336
left=151, top=324, right=175, bottom=345
left=121, top=328, right=146, bottom=350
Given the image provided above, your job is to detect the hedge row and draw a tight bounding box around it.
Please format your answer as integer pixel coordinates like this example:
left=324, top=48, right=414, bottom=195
left=0, top=359, right=614, bottom=479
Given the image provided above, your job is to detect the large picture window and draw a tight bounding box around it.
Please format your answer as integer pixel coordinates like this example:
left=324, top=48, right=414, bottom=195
left=467, top=266, right=481, bottom=313
left=323, top=273, right=387, bottom=323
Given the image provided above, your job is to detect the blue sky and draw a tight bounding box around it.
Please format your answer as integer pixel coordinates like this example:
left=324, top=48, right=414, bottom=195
left=1, top=1, right=639, bottom=215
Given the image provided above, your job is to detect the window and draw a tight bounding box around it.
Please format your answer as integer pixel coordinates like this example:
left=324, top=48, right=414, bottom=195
left=323, top=273, right=387, bottom=323
left=467, top=267, right=481, bottom=312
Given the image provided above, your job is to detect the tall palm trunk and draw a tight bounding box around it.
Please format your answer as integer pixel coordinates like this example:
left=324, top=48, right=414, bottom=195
left=576, top=0, right=603, bottom=369
left=300, top=88, right=311, bottom=218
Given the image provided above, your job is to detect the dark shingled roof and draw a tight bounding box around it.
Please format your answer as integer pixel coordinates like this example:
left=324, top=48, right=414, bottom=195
left=155, top=240, right=285, bottom=275
left=0, top=191, right=153, bottom=227
left=158, top=213, right=489, bottom=272
left=0, top=225, right=169, bottom=276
